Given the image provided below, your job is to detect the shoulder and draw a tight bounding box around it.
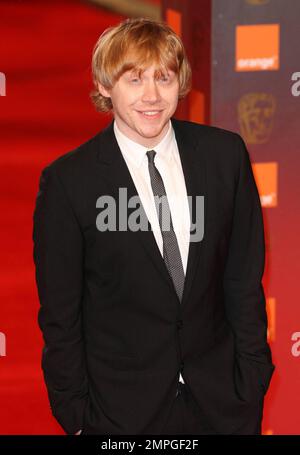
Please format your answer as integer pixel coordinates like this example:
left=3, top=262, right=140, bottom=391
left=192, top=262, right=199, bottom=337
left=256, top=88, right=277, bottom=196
left=172, top=118, right=248, bottom=167
left=42, top=132, right=101, bottom=175
left=38, top=124, right=110, bottom=188
left=172, top=118, right=245, bottom=147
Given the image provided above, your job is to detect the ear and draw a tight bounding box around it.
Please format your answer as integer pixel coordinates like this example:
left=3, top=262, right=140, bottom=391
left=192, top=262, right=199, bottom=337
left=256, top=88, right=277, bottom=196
left=97, top=82, right=111, bottom=98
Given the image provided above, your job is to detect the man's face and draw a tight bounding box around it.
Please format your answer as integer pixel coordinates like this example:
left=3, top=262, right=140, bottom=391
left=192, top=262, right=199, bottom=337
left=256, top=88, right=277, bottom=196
left=98, top=63, right=179, bottom=148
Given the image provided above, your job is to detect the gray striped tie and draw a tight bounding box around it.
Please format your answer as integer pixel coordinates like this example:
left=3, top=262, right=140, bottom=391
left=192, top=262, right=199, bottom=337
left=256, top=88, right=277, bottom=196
left=146, top=149, right=185, bottom=302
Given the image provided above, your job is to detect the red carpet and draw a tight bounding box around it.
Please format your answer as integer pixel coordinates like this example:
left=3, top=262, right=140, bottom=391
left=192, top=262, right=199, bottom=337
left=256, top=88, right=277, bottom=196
left=0, top=0, right=123, bottom=434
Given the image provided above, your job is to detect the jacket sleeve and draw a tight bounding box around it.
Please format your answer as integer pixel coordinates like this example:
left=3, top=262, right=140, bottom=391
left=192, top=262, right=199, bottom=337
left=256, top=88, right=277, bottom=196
left=32, top=164, right=89, bottom=434
left=223, top=133, right=275, bottom=398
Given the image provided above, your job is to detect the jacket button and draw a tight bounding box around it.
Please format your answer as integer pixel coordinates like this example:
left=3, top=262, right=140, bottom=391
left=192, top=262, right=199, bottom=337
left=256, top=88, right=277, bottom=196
left=176, top=320, right=183, bottom=329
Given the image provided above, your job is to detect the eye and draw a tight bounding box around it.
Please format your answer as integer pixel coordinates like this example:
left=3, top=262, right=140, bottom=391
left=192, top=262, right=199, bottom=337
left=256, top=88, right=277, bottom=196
left=130, top=77, right=140, bottom=83
left=160, top=75, right=171, bottom=82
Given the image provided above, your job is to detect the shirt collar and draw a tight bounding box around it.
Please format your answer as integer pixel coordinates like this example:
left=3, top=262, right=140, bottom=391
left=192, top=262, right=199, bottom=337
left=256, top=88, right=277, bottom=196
left=113, top=119, right=175, bottom=169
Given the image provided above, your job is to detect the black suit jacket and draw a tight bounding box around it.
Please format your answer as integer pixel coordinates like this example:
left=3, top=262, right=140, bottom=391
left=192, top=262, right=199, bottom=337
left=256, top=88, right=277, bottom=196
left=32, top=118, right=275, bottom=435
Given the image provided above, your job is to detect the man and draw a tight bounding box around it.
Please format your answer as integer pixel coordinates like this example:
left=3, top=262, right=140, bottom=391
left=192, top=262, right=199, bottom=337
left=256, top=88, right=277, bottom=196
left=32, top=17, right=275, bottom=435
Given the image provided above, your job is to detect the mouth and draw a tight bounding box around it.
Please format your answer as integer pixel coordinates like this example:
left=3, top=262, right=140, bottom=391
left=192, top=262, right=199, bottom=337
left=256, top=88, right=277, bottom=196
left=136, top=110, right=163, bottom=120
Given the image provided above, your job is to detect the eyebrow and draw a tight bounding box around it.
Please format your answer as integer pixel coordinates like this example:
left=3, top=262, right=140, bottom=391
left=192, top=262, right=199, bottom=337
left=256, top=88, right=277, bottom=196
left=127, top=68, right=174, bottom=78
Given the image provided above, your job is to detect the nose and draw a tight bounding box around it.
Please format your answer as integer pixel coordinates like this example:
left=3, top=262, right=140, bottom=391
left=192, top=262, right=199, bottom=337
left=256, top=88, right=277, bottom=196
left=141, top=80, right=161, bottom=103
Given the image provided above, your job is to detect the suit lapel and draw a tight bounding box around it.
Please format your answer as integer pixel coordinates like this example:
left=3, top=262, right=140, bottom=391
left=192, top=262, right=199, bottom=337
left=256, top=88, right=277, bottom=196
left=95, top=118, right=207, bottom=308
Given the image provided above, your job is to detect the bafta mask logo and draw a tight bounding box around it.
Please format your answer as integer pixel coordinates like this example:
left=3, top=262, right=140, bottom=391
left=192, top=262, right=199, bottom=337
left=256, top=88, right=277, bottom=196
left=238, top=93, right=276, bottom=144
left=246, top=0, right=270, bottom=4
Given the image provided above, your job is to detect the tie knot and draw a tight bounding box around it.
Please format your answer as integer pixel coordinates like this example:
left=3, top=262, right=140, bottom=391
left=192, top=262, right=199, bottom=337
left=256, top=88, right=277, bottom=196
left=146, top=149, right=156, bottom=164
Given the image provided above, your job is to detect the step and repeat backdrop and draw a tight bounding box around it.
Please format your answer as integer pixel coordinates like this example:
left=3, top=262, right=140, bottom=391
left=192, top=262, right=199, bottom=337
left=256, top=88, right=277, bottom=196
left=162, top=0, right=300, bottom=434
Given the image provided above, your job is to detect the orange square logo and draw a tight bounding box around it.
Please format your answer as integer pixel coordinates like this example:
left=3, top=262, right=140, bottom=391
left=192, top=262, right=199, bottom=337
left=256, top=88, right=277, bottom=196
left=252, top=162, right=278, bottom=207
left=266, top=298, right=276, bottom=342
left=236, top=24, right=280, bottom=71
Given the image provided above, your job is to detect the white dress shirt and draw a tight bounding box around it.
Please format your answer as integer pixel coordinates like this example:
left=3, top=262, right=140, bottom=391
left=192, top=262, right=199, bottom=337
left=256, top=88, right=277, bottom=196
left=113, top=119, right=190, bottom=384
